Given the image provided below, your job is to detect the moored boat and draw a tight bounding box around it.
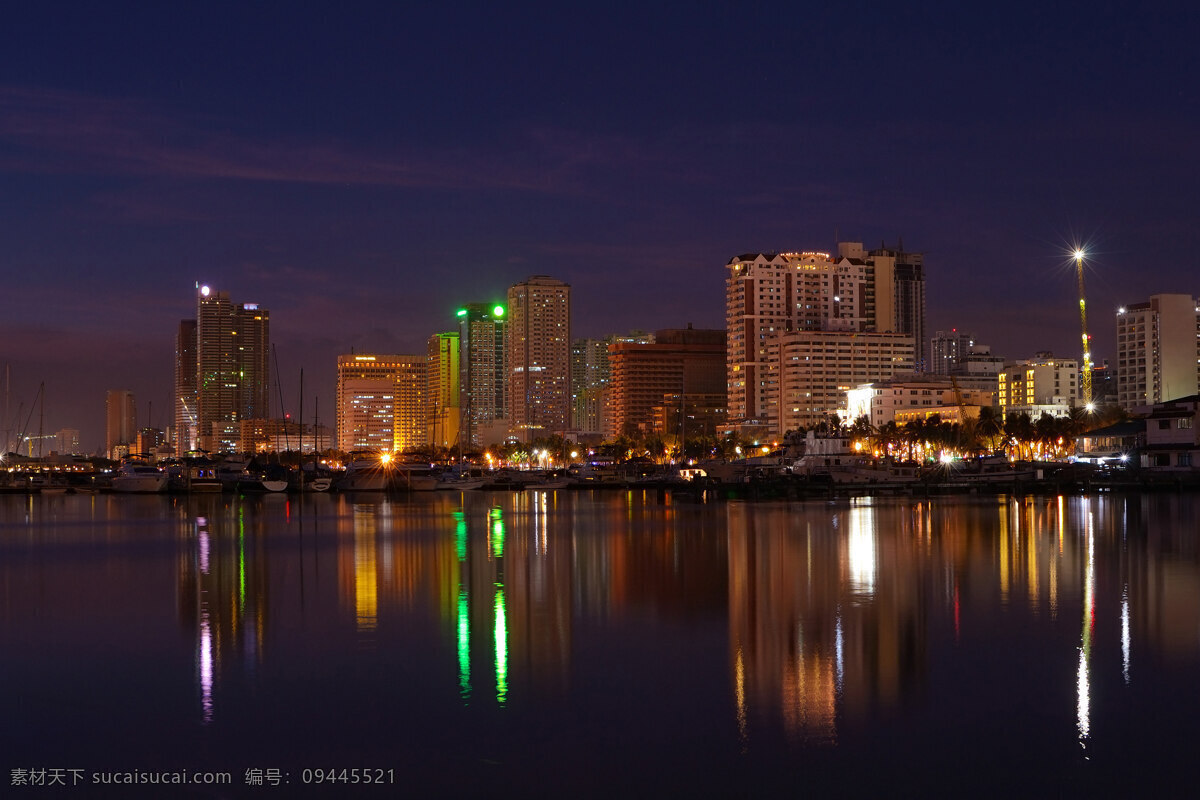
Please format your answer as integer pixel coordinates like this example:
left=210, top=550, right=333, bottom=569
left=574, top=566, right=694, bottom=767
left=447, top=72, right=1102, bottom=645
left=112, top=462, right=169, bottom=494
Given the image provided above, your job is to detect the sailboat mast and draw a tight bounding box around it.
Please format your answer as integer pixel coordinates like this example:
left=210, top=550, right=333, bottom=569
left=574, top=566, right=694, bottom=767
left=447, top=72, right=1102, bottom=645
left=38, top=381, right=44, bottom=459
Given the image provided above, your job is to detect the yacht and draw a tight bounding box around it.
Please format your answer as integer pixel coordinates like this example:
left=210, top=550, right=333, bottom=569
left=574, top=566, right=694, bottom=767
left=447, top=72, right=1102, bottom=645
left=111, top=462, right=169, bottom=494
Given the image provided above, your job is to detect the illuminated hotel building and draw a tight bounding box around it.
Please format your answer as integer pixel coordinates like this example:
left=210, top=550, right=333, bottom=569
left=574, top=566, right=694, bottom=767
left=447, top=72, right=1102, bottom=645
left=725, top=242, right=923, bottom=437
left=191, top=286, right=270, bottom=452
left=506, top=276, right=571, bottom=441
left=335, top=354, right=426, bottom=453
left=427, top=332, right=461, bottom=450
left=1116, top=294, right=1200, bottom=410
left=998, top=354, right=1078, bottom=419
left=105, top=389, right=137, bottom=459
left=458, top=303, right=507, bottom=448
left=605, top=327, right=726, bottom=439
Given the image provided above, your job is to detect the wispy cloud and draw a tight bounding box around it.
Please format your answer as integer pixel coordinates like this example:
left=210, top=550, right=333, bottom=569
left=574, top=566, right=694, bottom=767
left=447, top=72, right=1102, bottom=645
left=0, top=86, right=669, bottom=197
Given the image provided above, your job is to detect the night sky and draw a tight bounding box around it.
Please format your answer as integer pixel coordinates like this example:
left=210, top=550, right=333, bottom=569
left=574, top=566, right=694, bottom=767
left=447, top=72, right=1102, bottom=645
left=2, top=3, right=1197, bottom=451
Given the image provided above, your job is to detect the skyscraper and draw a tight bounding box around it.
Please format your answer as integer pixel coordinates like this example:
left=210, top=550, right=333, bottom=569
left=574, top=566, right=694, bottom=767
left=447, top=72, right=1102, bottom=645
left=506, top=276, right=570, bottom=441
left=335, top=354, right=426, bottom=453
left=426, top=332, right=461, bottom=450
left=1116, top=294, right=1200, bottom=410
left=105, top=389, right=136, bottom=458
left=458, top=303, right=507, bottom=448
left=192, top=285, right=270, bottom=452
left=174, top=319, right=198, bottom=452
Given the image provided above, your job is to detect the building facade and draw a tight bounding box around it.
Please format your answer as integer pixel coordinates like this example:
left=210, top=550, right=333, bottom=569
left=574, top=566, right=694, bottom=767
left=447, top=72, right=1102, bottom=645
left=772, top=331, right=915, bottom=433
left=335, top=354, right=426, bottom=453
left=726, top=243, right=924, bottom=437
left=426, top=332, right=461, bottom=451
left=846, top=376, right=993, bottom=429
left=605, top=327, right=726, bottom=439
left=192, top=286, right=270, bottom=452
left=506, top=276, right=571, bottom=441
left=105, top=389, right=137, bottom=459
left=458, top=303, right=507, bottom=448
left=174, top=319, right=198, bottom=452
left=571, top=331, right=655, bottom=435
left=1116, top=294, right=1200, bottom=410
left=929, top=329, right=976, bottom=375
left=998, top=354, right=1078, bottom=419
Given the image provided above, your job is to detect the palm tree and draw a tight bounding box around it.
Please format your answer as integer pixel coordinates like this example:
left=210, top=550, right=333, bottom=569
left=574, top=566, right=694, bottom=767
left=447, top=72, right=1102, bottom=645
left=976, top=406, right=1004, bottom=454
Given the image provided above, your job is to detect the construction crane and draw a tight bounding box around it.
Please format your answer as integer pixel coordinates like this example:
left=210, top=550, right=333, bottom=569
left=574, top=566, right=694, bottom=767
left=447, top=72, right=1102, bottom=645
left=1074, top=249, right=1093, bottom=407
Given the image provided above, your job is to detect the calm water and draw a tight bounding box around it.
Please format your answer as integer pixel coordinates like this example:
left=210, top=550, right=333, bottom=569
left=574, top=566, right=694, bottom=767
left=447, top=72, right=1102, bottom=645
left=2, top=490, right=1198, bottom=797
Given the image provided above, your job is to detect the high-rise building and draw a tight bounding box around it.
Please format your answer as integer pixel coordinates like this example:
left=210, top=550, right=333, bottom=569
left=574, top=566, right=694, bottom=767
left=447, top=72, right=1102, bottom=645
left=725, top=243, right=924, bottom=437
left=506, top=276, right=571, bottom=441
left=174, top=319, right=198, bottom=452
left=1116, top=294, right=1200, bottom=410
left=571, top=338, right=611, bottom=435
left=605, top=327, right=726, bottom=439
left=426, top=332, right=461, bottom=450
left=929, top=329, right=976, bottom=375
left=192, top=285, right=270, bottom=452
left=773, top=331, right=915, bottom=433
left=54, top=428, right=80, bottom=455
left=335, top=354, right=426, bottom=453
left=105, top=389, right=136, bottom=458
left=572, top=331, right=655, bottom=435
left=458, top=303, right=508, bottom=448
left=866, top=243, right=927, bottom=371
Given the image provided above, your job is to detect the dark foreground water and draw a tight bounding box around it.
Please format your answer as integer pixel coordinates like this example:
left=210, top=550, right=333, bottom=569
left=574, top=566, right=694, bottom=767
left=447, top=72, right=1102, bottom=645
left=1, top=490, right=1197, bottom=797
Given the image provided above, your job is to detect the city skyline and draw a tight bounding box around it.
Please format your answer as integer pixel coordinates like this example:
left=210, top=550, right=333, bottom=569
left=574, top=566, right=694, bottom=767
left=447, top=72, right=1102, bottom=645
left=2, top=5, right=1197, bottom=449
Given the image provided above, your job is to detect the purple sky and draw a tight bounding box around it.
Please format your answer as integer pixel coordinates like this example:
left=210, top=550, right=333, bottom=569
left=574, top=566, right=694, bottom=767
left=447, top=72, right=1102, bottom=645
left=2, top=3, right=1197, bottom=451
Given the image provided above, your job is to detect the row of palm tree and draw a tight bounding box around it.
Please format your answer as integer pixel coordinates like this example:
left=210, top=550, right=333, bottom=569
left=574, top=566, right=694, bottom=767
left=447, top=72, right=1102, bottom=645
left=843, top=407, right=1107, bottom=463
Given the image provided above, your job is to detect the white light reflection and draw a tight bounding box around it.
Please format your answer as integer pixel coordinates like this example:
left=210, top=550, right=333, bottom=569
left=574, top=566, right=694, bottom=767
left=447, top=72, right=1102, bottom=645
left=1121, top=584, right=1131, bottom=684
left=834, top=608, right=844, bottom=695
left=198, top=606, right=214, bottom=724
left=1077, top=511, right=1095, bottom=748
left=199, top=531, right=210, bottom=575
left=847, top=507, right=876, bottom=596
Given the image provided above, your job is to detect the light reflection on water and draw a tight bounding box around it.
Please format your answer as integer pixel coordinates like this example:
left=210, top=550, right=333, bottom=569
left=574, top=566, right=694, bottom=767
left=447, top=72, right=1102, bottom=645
left=1, top=491, right=1198, bottom=794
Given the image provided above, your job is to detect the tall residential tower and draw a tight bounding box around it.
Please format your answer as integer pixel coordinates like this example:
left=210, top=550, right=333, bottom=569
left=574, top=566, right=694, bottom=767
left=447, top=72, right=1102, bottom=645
left=190, top=285, right=270, bottom=452
left=506, top=276, right=571, bottom=441
left=1116, top=294, right=1200, bottom=410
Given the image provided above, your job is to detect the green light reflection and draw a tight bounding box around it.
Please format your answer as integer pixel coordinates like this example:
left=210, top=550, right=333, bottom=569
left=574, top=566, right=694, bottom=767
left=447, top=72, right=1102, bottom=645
left=453, top=510, right=467, bottom=562
left=494, top=587, right=508, bottom=705
left=490, top=507, right=505, bottom=559
left=457, top=586, right=471, bottom=702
